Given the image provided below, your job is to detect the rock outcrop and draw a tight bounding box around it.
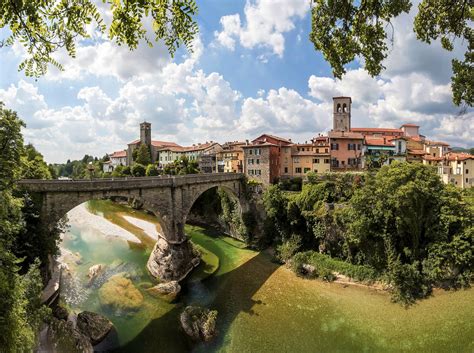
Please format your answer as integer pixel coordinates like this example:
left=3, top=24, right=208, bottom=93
left=47, top=318, right=94, bottom=353
left=98, top=273, right=144, bottom=311
left=147, top=237, right=200, bottom=282
left=87, top=264, right=106, bottom=286
left=180, top=306, right=218, bottom=342
left=76, top=311, right=113, bottom=345
left=147, top=280, right=181, bottom=301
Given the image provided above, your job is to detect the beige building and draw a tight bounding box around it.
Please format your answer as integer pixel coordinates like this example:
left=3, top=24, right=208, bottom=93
left=437, top=152, right=474, bottom=189
left=219, top=141, right=245, bottom=173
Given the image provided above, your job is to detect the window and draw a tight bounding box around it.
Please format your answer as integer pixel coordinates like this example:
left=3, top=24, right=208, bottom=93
left=331, top=143, right=339, bottom=150
left=314, top=169, right=318, bottom=173
left=249, top=149, right=253, bottom=155
left=331, top=158, right=339, bottom=168
left=255, top=148, right=261, bottom=155
left=248, top=159, right=254, bottom=165
left=324, top=159, right=330, bottom=164
left=295, top=167, right=302, bottom=173
left=304, top=167, right=311, bottom=173
left=325, top=148, right=328, bottom=153
left=256, top=159, right=260, bottom=165
left=293, top=157, right=300, bottom=163
left=284, top=167, right=288, bottom=173
left=313, top=158, right=320, bottom=164
left=357, top=144, right=361, bottom=150
left=348, top=143, right=353, bottom=150
left=466, top=169, right=469, bottom=174
left=257, top=170, right=262, bottom=176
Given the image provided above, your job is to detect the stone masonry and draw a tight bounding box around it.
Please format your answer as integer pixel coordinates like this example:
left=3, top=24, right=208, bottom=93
left=18, top=173, right=247, bottom=282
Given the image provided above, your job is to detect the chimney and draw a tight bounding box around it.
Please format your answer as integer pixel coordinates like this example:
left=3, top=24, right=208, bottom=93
left=246, top=139, right=249, bottom=145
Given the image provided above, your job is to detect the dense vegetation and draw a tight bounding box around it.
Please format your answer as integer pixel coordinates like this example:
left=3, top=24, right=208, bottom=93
left=264, top=165, right=473, bottom=304
left=0, top=103, right=63, bottom=351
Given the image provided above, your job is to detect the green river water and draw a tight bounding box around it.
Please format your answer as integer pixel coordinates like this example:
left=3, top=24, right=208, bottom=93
left=60, top=200, right=474, bottom=353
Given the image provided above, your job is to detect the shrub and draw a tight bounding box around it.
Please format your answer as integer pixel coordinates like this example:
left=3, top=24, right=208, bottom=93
left=291, top=251, right=379, bottom=283
left=131, top=163, right=146, bottom=177
left=276, top=234, right=302, bottom=263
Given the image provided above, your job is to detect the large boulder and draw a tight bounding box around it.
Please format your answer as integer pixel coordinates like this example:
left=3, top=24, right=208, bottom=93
left=180, top=306, right=218, bottom=342
left=47, top=318, right=93, bottom=353
left=98, top=273, right=144, bottom=311
left=147, top=280, right=181, bottom=301
left=87, top=264, right=106, bottom=287
left=147, top=238, right=200, bottom=282
left=76, top=311, right=113, bottom=345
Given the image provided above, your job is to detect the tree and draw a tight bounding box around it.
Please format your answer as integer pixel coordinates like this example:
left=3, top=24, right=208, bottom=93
left=310, top=0, right=473, bottom=106
left=21, top=144, right=52, bottom=180
left=0, top=103, right=50, bottom=351
left=135, top=143, right=152, bottom=166
left=0, top=0, right=199, bottom=77
left=346, top=162, right=472, bottom=303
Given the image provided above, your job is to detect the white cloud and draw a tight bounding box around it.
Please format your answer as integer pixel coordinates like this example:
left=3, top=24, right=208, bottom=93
left=214, top=0, right=308, bottom=57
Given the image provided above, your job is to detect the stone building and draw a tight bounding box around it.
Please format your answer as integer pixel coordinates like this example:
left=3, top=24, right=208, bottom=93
left=127, top=122, right=181, bottom=165
left=243, top=134, right=292, bottom=185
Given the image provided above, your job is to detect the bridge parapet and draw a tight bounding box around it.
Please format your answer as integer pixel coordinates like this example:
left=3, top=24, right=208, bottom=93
left=18, top=173, right=245, bottom=192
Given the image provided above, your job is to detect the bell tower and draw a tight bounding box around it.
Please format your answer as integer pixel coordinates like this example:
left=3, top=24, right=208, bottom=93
left=333, top=97, right=351, bottom=132
left=140, top=121, right=151, bottom=147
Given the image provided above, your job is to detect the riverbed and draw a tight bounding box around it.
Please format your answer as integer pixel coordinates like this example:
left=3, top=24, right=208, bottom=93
left=59, top=200, right=474, bottom=353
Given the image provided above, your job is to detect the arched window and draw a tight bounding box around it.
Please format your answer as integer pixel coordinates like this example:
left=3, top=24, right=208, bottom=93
left=337, top=103, right=342, bottom=113
left=343, top=103, right=348, bottom=112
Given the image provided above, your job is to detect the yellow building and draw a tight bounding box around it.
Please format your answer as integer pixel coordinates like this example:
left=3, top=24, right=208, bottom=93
left=438, top=152, right=474, bottom=189
left=219, top=141, right=245, bottom=173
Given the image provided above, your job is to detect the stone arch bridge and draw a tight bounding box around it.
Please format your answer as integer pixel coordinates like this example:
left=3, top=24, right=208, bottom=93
left=19, top=173, right=247, bottom=282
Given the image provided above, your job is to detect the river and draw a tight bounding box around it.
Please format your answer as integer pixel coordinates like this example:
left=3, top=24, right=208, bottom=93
left=58, top=200, right=474, bottom=353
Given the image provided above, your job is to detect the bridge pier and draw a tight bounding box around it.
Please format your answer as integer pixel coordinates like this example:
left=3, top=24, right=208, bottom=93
left=146, top=237, right=200, bottom=282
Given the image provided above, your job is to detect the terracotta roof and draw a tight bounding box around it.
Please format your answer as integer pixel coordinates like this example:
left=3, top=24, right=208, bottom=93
left=252, top=134, right=292, bottom=145
left=128, top=139, right=181, bottom=148
left=446, top=152, right=474, bottom=161
left=242, top=143, right=278, bottom=148
left=409, top=136, right=424, bottom=142
left=425, top=140, right=450, bottom=146
left=407, top=149, right=426, bottom=155
left=424, top=155, right=444, bottom=161
left=328, top=131, right=364, bottom=139
left=351, top=127, right=403, bottom=134
left=110, top=150, right=127, bottom=158
left=364, top=137, right=395, bottom=147
left=401, top=123, right=419, bottom=127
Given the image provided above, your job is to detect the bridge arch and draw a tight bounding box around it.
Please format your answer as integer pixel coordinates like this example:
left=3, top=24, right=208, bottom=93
left=19, top=174, right=247, bottom=282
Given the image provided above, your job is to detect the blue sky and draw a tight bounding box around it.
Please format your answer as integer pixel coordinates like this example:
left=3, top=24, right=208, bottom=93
left=0, top=0, right=472, bottom=163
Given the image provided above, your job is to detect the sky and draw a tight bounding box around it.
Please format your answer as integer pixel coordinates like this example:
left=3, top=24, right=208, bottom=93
left=0, top=0, right=472, bottom=163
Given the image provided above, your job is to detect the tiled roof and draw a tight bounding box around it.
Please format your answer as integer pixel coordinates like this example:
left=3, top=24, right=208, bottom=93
left=328, top=131, right=364, bottom=139
left=364, top=137, right=395, bottom=146
left=110, top=150, right=127, bottom=158
left=446, top=152, right=474, bottom=161
left=423, top=155, right=444, bottom=161
left=128, top=139, right=181, bottom=148
left=425, top=140, right=450, bottom=146
left=351, top=127, right=403, bottom=134
left=401, top=123, right=419, bottom=127
left=252, top=133, right=292, bottom=145
left=407, top=149, right=426, bottom=155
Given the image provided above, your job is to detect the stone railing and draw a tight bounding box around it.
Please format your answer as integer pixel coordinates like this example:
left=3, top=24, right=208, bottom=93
left=18, top=173, right=245, bottom=192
